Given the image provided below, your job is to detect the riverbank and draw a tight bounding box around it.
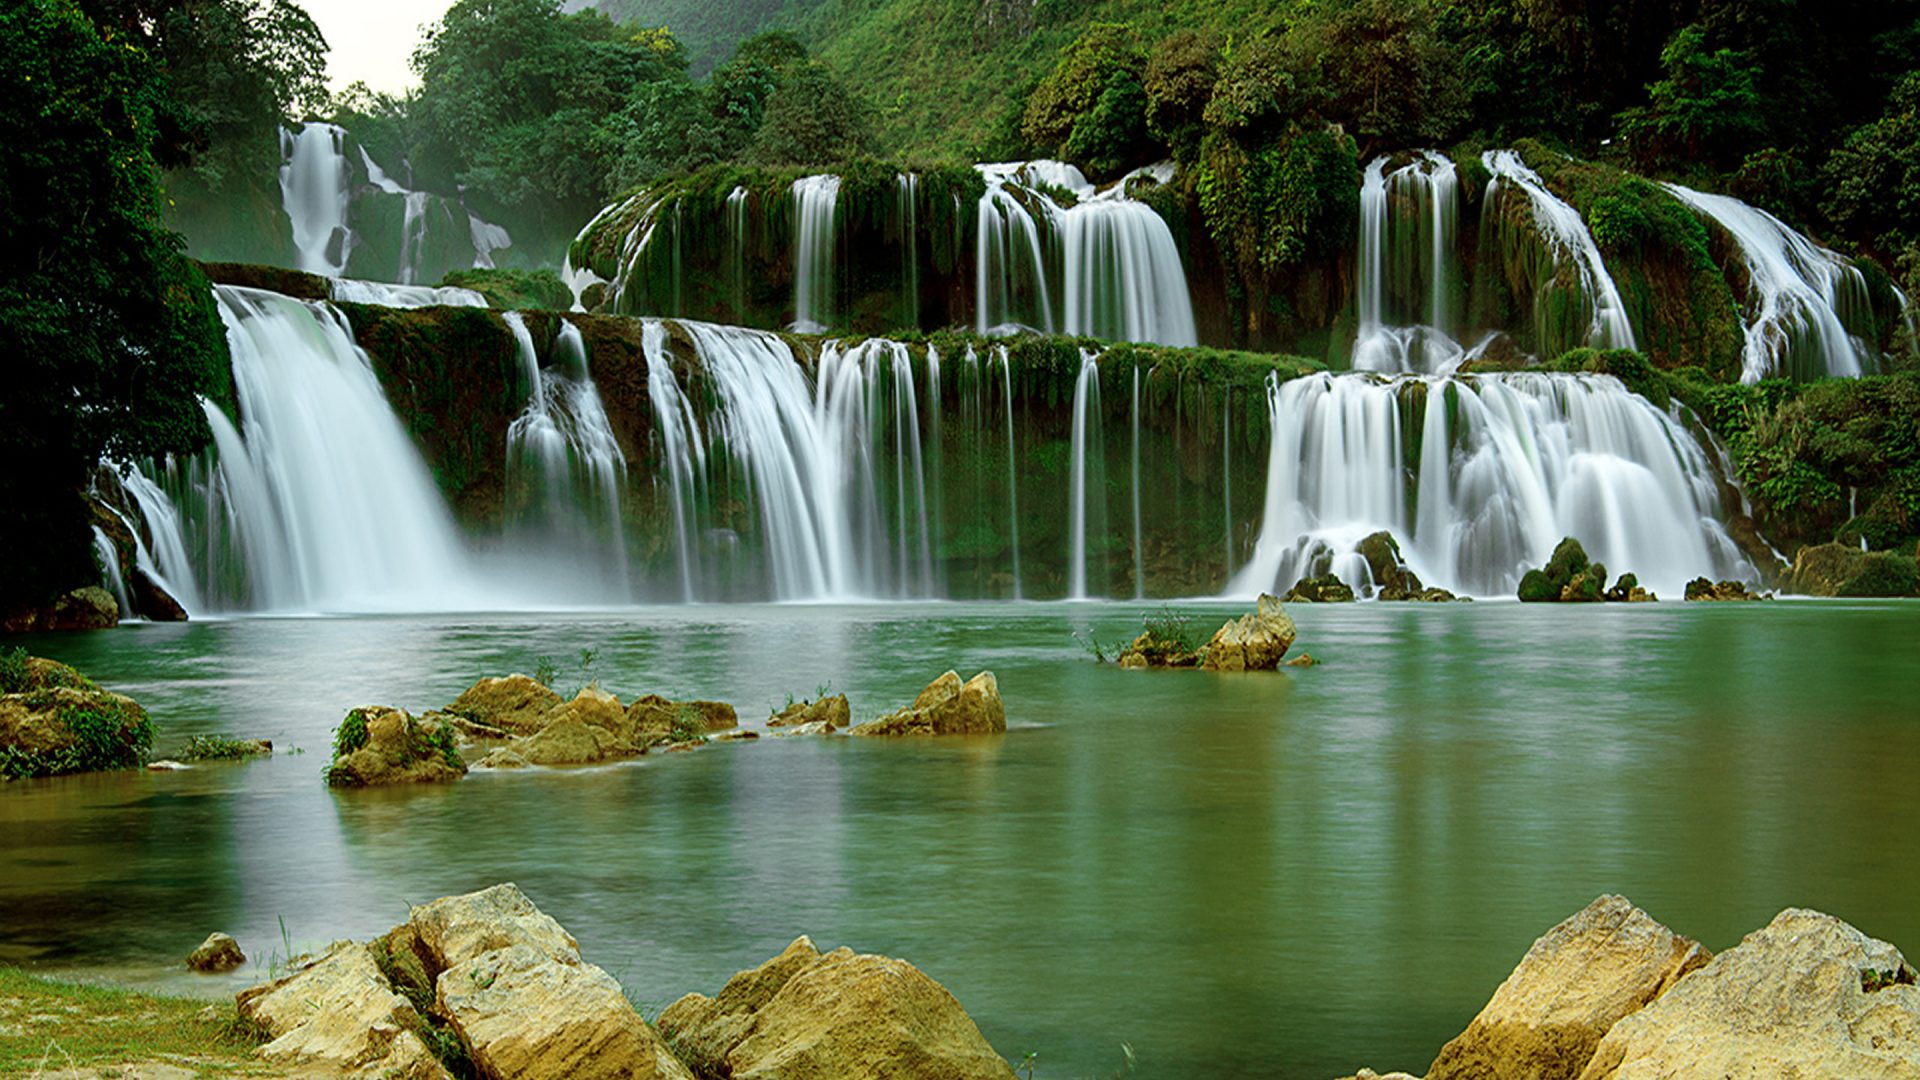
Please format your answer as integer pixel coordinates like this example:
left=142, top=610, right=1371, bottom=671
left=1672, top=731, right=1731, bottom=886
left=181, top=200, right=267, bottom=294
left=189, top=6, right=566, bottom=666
left=0, top=966, right=269, bottom=1076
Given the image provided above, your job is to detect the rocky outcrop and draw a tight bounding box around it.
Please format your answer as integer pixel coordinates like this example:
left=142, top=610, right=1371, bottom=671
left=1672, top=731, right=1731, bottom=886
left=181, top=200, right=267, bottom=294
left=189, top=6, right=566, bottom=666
left=0, top=586, right=120, bottom=632
left=848, top=671, right=1005, bottom=736
left=1425, top=895, right=1708, bottom=1080
left=1603, top=573, right=1655, bottom=602
left=448, top=675, right=563, bottom=736
left=1684, top=577, right=1768, bottom=601
left=324, top=706, right=467, bottom=787
left=1578, top=908, right=1920, bottom=1079
left=187, top=932, right=246, bottom=973
left=515, top=686, right=641, bottom=765
left=1284, top=574, right=1356, bottom=603
left=1517, top=539, right=1655, bottom=603
left=1200, top=594, right=1297, bottom=671
left=1784, top=542, right=1920, bottom=597
left=237, top=941, right=449, bottom=1078
left=1116, top=631, right=1204, bottom=668
left=770, top=695, right=851, bottom=730
left=0, top=656, right=152, bottom=779
left=659, top=935, right=1018, bottom=1080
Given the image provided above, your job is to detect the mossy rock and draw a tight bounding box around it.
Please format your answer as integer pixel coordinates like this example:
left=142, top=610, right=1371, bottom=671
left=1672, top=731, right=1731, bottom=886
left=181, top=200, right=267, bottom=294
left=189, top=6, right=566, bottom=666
left=0, top=652, right=152, bottom=779
left=1545, top=537, right=1591, bottom=582
left=1284, top=574, right=1356, bottom=603
left=1517, top=568, right=1558, bottom=603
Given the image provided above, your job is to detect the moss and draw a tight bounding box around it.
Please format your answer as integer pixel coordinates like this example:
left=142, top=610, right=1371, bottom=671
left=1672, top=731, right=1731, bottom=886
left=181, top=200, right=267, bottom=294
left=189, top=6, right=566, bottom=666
left=196, top=260, right=330, bottom=301
left=0, top=695, right=152, bottom=780
left=442, top=268, right=574, bottom=311
left=1516, top=568, right=1558, bottom=602
left=1836, top=552, right=1920, bottom=597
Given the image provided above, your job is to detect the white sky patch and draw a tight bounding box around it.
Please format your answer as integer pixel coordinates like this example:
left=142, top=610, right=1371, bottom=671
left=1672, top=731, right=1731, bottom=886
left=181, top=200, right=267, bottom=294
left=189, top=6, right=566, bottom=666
left=306, top=0, right=457, bottom=96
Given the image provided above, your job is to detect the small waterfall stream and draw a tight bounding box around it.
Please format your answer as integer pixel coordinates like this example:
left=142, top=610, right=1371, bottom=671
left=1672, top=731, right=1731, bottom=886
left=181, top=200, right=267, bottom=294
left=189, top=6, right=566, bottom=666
left=791, top=175, right=840, bottom=333
left=279, top=123, right=351, bottom=277
left=1484, top=149, right=1638, bottom=353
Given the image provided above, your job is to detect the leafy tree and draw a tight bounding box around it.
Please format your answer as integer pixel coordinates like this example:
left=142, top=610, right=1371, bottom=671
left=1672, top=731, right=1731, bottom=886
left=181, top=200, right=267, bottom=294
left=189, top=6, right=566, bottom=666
left=1618, top=24, right=1765, bottom=168
left=749, top=62, right=877, bottom=166
left=1022, top=23, right=1156, bottom=178
left=1, top=0, right=230, bottom=608
left=1309, top=0, right=1464, bottom=146
left=1825, top=72, right=1920, bottom=284
left=1143, top=31, right=1220, bottom=166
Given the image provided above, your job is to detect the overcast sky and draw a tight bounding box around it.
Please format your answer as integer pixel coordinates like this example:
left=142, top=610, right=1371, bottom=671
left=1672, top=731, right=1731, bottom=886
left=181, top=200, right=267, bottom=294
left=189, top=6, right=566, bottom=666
left=308, top=0, right=456, bottom=95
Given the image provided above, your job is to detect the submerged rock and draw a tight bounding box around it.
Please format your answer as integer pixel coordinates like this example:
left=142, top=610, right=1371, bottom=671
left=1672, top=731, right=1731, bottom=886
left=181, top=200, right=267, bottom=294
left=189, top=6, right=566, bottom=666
left=0, top=657, right=152, bottom=779
left=848, top=671, right=1005, bottom=736
left=1605, top=573, right=1656, bottom=603
left=473, top=747, right=531, bottom=769
left=659, top=935, right=1018, bottom=1080
left=1425, top=895, right=1707, bottom=1080
left=324, top=706, right=467, bottom=787
left=1200, top=594, right=1297, bottom=671
left=1579, top=908, right=1920, bottom=1079
left=770, top=720, right=840, bottom=738
left=447, top=675, right=563, bottom=736
left=1684, top=577, right=1768, bottom=602
left=187, top=932, right=246, bottom=973
left=1284, top=574, right=1357, bottom=603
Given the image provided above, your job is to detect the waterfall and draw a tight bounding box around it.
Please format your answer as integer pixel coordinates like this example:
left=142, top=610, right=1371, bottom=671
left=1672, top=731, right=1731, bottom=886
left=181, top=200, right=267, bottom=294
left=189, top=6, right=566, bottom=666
left=1066, top=349, right=1101, bottom=600
left=727, top=186, right=749, bottom=323
left=641, top=322, right=706, bottom=601
left=279, top=122, right=351, bottom=277
left=1664, top=183, right=1881, bottom=382
left=91, top=527, right=129, bottom=618
left=975, top=170, right=1056, bottom=335
left=898, top=173, right=920, bottom=327
left=791, top=175, right=840, bottom=333
left=1130, top=364, right=1144, bottom=598
left=470, top=215, right=512, bottom=269
left=118, top=471, right=203, bottom=613
left=1483, top=150, right=1637, bottom=353
left=995, top=345, right=1024, bottom=599
left=1353, top=153, right=1471, bottom=375
left=649, top=321, right=941, bottom=600
left=147, top=286, right=484, bottom=612
left=1231, top=371, right=1752, bottom=600
left=330, top=279, right=487, bottom=308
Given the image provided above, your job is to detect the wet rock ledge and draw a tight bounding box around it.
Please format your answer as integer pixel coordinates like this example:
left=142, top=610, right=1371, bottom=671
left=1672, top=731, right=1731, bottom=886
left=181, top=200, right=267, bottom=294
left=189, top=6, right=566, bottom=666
left=233, top=882, right=1016, bottom=1079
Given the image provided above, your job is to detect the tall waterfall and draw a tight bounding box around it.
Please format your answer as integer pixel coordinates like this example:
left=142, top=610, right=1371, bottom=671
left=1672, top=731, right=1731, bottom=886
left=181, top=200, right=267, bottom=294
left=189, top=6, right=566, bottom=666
left=1354, top=154, right=1472, bottom=375
left=280, top=123, right=351, bottom=277
left=1664, top=183, right=1881, bottom=382
left=504, top=314, right=631, bottom=593
left=792, top=175, right=840, bottom=333
left=1066, top=349, right=1103, bottom=600
left=1484, top=150, right=1637, bottom=353
left=1231, top=371, right=1751, bottom=599
left=118, top=471, right=203, bottom=613
left=145, top=286, right=486, bottom=612
left=973, top=162, right=1197, bottom=346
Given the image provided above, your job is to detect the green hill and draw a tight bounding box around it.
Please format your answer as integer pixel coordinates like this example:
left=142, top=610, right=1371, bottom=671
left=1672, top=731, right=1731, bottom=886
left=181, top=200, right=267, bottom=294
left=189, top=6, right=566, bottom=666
left=589, top=0, right=822, bottom=75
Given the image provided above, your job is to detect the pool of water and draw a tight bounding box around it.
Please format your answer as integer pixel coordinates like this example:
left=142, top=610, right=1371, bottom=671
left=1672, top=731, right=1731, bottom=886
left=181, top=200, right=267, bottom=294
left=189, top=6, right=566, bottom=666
left=3, top=599, right=1918, bottom=1077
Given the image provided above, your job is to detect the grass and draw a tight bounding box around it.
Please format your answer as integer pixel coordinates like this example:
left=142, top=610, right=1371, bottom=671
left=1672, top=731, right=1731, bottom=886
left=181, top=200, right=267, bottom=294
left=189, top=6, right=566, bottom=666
left=180, top=735, right=265, bottom=762
left=0, top=966, right=270, bottom=1075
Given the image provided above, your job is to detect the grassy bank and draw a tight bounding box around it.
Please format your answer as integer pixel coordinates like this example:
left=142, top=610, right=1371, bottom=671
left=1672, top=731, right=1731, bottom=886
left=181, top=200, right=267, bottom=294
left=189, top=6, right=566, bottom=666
left=0, top=967, right=269, bottom=1076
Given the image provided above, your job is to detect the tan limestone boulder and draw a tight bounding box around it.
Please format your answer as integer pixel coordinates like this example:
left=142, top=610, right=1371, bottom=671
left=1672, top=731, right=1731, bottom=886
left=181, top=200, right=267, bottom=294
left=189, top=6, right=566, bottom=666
left=848, top=672, right=1004, bottom=737
left=770, top=695, right=851, bottom=730
left=1426, top=894, right=1708, bottom=1080
left=660, top=936, right=1016, bottom=1080
left=435, top=943, right=693, bottom=1080
left=448, top=675, right=563, bottom=736
left=1577, top=907, right=1920, bottom=1079
left=187, top=932, right=245, bottom=973
left=771, top=720, right=840, bottom=738
left=324, top=707, right=466, bottom=787
left=627, top=694, right=734, bottom=744
left=1200, top=594, right=1297, bottom=671
left=473, top=747, right=531, bottom=769
left=517, top=717, right=633, bottom=765
left=546, top=685, right=629, bottom=738
left=235, top=941, right=448, bottom=1078
left=687, top=700, right=739, bottom=731
left=404, top=882, right=580, bottom=973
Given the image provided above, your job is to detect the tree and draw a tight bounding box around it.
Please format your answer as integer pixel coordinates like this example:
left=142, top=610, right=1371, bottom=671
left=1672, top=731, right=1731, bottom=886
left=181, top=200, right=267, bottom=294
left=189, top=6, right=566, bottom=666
left=1143, top=31, right=1220, bottom=167
left=1618, top=24, right=1765, bottom=168
left=0, top=0, right=230, bottom=608
left=1825, top=72, right=1920, bottom=285
left=749, top=62, right=877, bottom=166
left=1310, top=0, right=1465, bottom=146
left=1022, top=23, right=1156, bottom=179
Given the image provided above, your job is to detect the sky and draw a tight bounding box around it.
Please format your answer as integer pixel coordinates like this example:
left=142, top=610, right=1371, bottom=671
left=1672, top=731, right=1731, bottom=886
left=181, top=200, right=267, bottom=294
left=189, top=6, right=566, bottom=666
left=305, top=0, right=457, bottom=95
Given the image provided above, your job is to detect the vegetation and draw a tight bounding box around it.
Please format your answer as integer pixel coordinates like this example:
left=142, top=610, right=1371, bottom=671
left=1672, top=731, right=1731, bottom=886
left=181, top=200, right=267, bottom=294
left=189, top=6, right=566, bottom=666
left=442, top=268, right=575, bottom=311
left=180, top=734, right=266, bottom=761
left=0, top=966, right=268, bottom=1074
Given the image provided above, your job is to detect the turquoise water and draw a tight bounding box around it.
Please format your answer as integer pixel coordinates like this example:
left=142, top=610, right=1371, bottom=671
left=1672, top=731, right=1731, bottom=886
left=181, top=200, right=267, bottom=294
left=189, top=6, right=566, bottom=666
left=3, top=600, right=1917, bottom=1077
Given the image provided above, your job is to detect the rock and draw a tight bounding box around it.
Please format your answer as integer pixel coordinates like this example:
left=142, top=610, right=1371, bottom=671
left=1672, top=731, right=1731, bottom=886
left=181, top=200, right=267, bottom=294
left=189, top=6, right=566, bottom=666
left=659, top=936, right=1017, bottom=1080
left=405, top=882, right=580, bottom=972
left=236, top=941, right=448, bottom=1078
left=1545, top=537, right=1590, bottom=583
left=1200, top=594, right=1297, bottom=672
left=449, top=715, right=513, bottom=743
left=1578, top=908, right=1920, bottom=1079
left=0, top=587, right=122, bottom=632
left=448, top=675, right=563, bottom=736
left=1684, top=577, right=1768, bottom=602
left=1358, top=531, right=1425, bottom=599
left=1414, top=587, right=1460, bottom=602
left=146, top=759, right=190, bottom=770
left=324, top=707, right=467, bottom=787
left=848, top=671, right=1005, bottom=737
left=628, top=694, right=735, bottom=744
left=770, top=695, right=851, bottom=729
left=436, top=943, right=692, bottom=1080
left=1606, top=573, right=1655, bottom=602
left=1283, top=653, right=1317, bottom=668
left=771, top=721, right=839, bottom=738
left=130, top=568, right=188, bottom=622
left=1114, top=630, right=1204, bottom=668
left=1560, top=562, right=1608, bottom=603
left=474, top=748, right=531, bottom=769
left=1518, top=568, right=1560, bottom=603
left=1336, top=1072, right=1422, bottom=1080
left=1786, top=543, right=1920, bottom=597
left=1425, top=895, right=1708, bottom=1080
left=1284, top=574, right=1356, bottom=603
left=687, top=700, right=738, bottom=732
left=711, top=729, right=759, bottom=742
left=187, top=932, right=246, bottom=973
left=517, top=717, right=632, bottom=765
left=0, top=658, right=151, bottom=778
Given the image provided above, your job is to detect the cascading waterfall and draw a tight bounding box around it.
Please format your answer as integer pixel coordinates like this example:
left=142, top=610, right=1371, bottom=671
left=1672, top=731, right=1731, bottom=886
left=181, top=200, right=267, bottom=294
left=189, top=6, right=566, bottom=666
left=1353, top=154, right=1474, bottom=375
left=1130, top=365, right=1145, bottom=598
left=993, top=345, right=1024, bottom=599
left=118, top=471, right=202, bottom=613
left=91, top=528, right=130, bottom=618
left=1066, top=349, right=1102, bottom=600
left=975, top=169, right=1056, bottom=335
left=791, top=175, right=840, bottom=333
left=898, top=173, right=920, bottom=327
left=149, top=286, right=485, bottom=612
left=279, top=122, right=351, bottom=277
left=727, top=186, right=749, bottom=322
left=641, top=322, right=707, bottom=602
left=1231, top=371, right=1752, bottom=599
left=1664, top=183, right=1881, bottom=382
left=329, top=279, right=487, bottom=308
left=1483, top=150, right=1637, bottom=353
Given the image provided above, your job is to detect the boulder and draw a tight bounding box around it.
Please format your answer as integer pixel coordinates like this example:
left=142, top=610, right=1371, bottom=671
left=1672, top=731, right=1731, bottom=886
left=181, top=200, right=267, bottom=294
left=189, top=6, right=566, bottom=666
left=235, top=941, right=449, bottom=1078
left=1284, top=575, right=1356, bottom=603
left=435, top=943, right=692, bottom=1080
left=1605, top=573, right=1655, bottom=603
left=130, top=568, right=189, bottom=622
left=1115, top=630, right=1204, bottom=668
left=1425, top=895, right=1708, bottom=1080
left=516, top=717, right=634, bottom=766
left=1684, top=577, right=1767, bottom=602
left=0, top=658, right=151, bottom=778
left=1560, top=563, right=1608, bottom=603
left=1519, top=538, right=1594, bottom=602
left=187, top=932, right=246, bottom=973
left=711, top=729, right=759, bottom=742
left=324, top=707, right=467, bottom=787
left=1578, top=908, right=1920, bottom=1079
left=770, top=695, right=851, bottom=730
left=1517, top=569, right=1560, bottom=603
left=1283, top=653, right=1317, bottom=668
left=1786, top=543, right=1920, bottom=598
left=1336, top=1072, right=1422, bottom=1080
left=628, top=694, right=735, bottom=744
left=448, top=676, right=563, bottom=736
left=687, top=700, right=739, bottom=732
left=771, top=721, right=840, bottom=738
left=1200, top=594, right=1297, bottom=672
left=0, top=587, right=121, bottom=632
left=1359, top=531, right=1425, bottom=600
left=848, top=671, right=1005, bottom=737
left=659, top=936, right=1017, bottom=1080
left=473, top=748, right=531, bottom=769
left=404, top=883, right=580, bottom=972
left=1415, top=587, right=1462, bottom=602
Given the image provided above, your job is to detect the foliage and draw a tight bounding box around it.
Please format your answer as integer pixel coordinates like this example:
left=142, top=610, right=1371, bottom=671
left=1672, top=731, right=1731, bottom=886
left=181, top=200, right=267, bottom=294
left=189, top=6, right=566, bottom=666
left=534, top=656, right=561, bottom=689
left=1142, top=30, right=1219, bottom=165
left=1022, top=23, right=1154, bottom=179
left=748, top=61, right=877, bottom=167
left=0, top=695, right=153, bottom=780
left=0, top=648, right=29, bottom=695
left=1825, top=72, right=1920, bottom=287
left=1618, top=25, right=1765, bottom=169
left=181, top=734, right=262, bottom=761
left=669, top=705, right=705, bottom=743
left=0, top=0, right=231, bottom=609
left=1140, top=606, right=1197, bottom=652
left=332, top=708, right=371, bottom=758
left=442, top=268, right=574, bottom=311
